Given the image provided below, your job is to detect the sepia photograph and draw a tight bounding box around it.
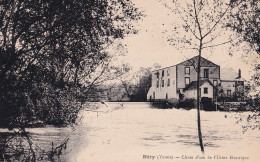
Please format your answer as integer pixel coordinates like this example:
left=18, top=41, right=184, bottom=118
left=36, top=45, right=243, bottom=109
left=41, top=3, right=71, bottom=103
left=0, top=0, right=259, bottom=161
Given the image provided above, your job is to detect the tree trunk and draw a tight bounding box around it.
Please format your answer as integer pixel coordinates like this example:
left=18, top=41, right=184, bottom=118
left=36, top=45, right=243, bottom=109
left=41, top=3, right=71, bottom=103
left=196, top=41, right=204, bottom=153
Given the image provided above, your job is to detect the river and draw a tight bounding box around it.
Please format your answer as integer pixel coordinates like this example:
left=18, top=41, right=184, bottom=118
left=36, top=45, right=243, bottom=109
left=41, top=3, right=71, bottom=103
left=2, top=102, right=260, bottom=161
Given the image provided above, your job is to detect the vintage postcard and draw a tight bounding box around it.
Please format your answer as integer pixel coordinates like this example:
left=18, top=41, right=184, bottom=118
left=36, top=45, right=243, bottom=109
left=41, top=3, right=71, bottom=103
left=0, top=0, right=259, bottom=162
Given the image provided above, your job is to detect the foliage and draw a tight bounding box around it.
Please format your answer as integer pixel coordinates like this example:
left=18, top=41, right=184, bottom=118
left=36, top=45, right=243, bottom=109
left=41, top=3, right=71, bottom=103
left=0, top=0, right=141, bottom=128
left=242, top=113, right=260, bottom=133
left=235, top=111, right=260, bottom=133
left=120, top=64, right=161, bottom=101
left=228, top=0, right=260, bottom=54
left=177, top=99, right=195, bottom=109
left=251, top=64, right=260, bottom=96
left=228, top=0, right=260, bottom=97
left=228, top=0, right=260, bottom=131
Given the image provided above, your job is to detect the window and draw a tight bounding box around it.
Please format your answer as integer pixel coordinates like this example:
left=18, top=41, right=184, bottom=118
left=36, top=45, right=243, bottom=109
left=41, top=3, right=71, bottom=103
left=213, top=80, right=218, bottom=86
left=156, top=78, right=159, bottom=88
left=185, top=77, right=190, bottom=86
left=162, top=80, right=164, bottom=87
left=167, top=68, right=170, bottom=76
left=166, top=93, right=168, bottom=99
left=155, top=72, right=159, bottom=78
left=227, top=90, right=231, bottom=97
left=162, top=70, right=164, bottom=77
left=204, top=88, right=208, bottom=94
left=167, top=79, right=170, bottom=86
left=185, top=67, right=190, bottom=74
left=204, top=69, right=209, bottom=78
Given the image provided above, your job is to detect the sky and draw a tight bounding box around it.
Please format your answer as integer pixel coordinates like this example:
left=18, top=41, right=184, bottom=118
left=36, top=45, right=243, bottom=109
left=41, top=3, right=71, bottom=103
left=117, top=0, right=257, bottom=80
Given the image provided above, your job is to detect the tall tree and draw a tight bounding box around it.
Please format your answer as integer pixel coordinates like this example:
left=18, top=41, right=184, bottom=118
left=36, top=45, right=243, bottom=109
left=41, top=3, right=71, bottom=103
left=228, top=0, right=260, bottom=97
left=228, top=0, right=260, bottom=133
left=0, top=0, right=141, bottom=128
left=161, top=0, right=238, bottom=152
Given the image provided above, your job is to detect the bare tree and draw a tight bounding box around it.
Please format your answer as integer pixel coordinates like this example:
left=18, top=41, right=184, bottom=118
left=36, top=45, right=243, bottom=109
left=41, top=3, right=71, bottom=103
left=161, top=0, right=240, bottom=152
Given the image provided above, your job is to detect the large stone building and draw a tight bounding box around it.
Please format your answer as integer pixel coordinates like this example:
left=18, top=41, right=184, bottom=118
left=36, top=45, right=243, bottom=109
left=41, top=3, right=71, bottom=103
left=147, top=56, right=244, bottom=102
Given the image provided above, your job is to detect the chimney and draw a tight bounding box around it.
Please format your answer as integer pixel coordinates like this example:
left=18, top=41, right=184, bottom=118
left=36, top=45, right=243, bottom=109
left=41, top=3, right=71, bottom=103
left=238, top=69, right=241, bottom=79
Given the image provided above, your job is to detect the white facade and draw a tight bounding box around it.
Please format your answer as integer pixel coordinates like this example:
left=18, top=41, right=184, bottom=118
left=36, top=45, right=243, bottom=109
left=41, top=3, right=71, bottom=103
left=221, top=81, right=236, bottom=97
left=147, top=56, right=244, bottom=101
left=184, top=81, right=214, bottom=99
left=147, top=66, right=178, bottom=100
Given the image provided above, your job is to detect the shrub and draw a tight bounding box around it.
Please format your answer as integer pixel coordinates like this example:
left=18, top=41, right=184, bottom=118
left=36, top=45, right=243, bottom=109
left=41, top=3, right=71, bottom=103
left=177, top=99, right=195, bottom=109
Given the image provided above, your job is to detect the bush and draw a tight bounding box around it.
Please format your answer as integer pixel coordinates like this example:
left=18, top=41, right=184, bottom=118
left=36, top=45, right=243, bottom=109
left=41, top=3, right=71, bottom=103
left=177, top=99, right=195, bottom=109
left=201, top=97, right=216, bottom=111
left=0, top=78, right=83, bottom=129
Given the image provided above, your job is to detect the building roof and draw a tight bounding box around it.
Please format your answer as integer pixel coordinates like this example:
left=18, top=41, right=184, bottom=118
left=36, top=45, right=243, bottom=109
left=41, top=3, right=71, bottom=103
left=176, top=55, right=219, bottom=67
left=183, top=80, right=216, bottom=91
left=221, top=68, right=245, bottom=81
left=151, top=65, right=176, bottom=73
left=151, top=55, right=219, bottom=72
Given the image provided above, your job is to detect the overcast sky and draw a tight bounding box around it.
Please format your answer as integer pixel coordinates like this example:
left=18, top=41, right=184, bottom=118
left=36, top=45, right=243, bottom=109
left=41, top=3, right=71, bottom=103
left=117, top=0, right=257, bottom=80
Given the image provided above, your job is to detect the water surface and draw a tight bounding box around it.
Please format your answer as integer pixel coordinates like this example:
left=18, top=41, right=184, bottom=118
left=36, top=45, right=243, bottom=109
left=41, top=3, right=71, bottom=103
left=5, top=102, right=260, bottom=161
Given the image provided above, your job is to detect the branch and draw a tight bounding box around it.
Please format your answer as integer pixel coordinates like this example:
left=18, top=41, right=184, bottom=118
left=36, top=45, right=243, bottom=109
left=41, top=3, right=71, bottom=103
left=183, top=55, right=198, bottom=72
left=202, top=4, right=231, bottom=39
left=21, top=128, right=36, bottom=161
left=78, top=59, right=102, bottom=81
left=93, top=70, right=126, bottom=86
left=186, top=47, right=199, bottom=50
left=203, top=27, right=225, bottom=45
left=196, top=0, right=204, bottom=16
left=182, top=3, right=197, bottom=21
left=202, top=40, right=232, bottom=49
left=175, top=3, right=200, bottom=40
left=84, top=58, right=112, bottom=95
left=182, top=37, right=199, bottom=47
left=193, top=0, right=202, bottom=38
